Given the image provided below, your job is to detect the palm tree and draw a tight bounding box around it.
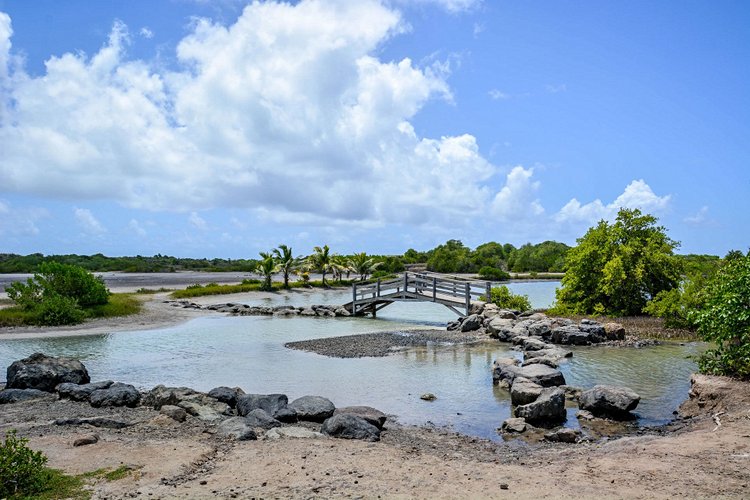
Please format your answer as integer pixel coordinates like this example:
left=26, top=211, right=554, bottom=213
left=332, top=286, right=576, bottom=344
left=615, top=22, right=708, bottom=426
left=273, top=244, right=297, bottom=288
left=349, top=252, right=382, bottom=281
left=258, top=252, right=277, bottom=291
left=308, top=245, right=332, bottom=286
left=330, top=255, right=349, bottom=283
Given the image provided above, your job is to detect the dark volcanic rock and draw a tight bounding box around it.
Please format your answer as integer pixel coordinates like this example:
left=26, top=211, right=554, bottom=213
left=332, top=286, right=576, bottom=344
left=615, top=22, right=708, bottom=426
left=579, top=385, right=640, bottom=419
left=273, top=407, right=298, bottom=423
left=510, top=377, right=543, bottom=406
left=207, top=386, right=245, bottom=408
left=236, top=393, right=289, bottom=417
left=321, top=414, right=381, bottom=441
left=0, top=388, right=53, bottom=404
left=514, top=387, right=566, bottom=425
left=288, top=395, right=336, bottom=422
left=244, top=409, right=282, bottom=430
left=55, top=417, right=133, bottom=429
left=460, top=314, right=482, bottom=332
left=216, top=417, right=258, bottom=441
left=57, top=381, right=114, bottom=402
left=6, top=353, right=90, bottom=392
left=89, top=383, right=141, bottom=408
left=334, top=406, right=388, bottom=429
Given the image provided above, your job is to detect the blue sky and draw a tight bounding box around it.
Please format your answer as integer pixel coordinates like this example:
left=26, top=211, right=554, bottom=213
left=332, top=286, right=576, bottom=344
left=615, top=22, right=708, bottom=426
left=0, top=0, right=748, bottom=258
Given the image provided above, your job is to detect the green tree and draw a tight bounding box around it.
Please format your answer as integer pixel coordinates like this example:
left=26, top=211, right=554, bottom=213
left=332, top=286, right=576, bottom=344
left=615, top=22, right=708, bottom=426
left=483, top=286, right=531, bottom=312
left=426, top=239, right=472, bottom=273
left=257, top=252, right=277, bottom=291
left=272, top=244, right=297, bottom=288
left=555, top=208, right=682, bottom=316
left=692, top=250, right=750, bottom=378
left=308, top=245, right=333, bottom=286
left=349, top=252, right=382, bottom=281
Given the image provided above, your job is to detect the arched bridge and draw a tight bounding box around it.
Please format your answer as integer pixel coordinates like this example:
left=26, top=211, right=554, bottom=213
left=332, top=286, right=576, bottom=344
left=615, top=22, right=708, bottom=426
left=343, top=272, right=493, bottom=317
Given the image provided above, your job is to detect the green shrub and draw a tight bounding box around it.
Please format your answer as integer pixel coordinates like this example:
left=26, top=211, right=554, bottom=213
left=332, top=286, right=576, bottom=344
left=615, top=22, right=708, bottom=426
left=483, top=286, right=531, bottom=312
left=36, top=262, right=109, bottom=306
left=34, top=294, right=85, bottom=326
left=692, top=250, right=750, bottom=378
left=478, top=266, right=510, bottom=281
left=0, top=430, right=49, bottom=498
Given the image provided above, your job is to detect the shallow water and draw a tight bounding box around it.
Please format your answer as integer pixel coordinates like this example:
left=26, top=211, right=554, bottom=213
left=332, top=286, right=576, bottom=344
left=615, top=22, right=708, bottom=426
left=0, top=281, right=701, bottom=440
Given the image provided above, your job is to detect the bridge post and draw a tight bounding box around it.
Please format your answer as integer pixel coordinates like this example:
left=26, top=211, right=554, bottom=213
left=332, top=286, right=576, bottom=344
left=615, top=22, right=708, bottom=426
left=352, top=283, right=357, bottom=315
left=432, top=277, right=437, bottom=301
left=465, top=282, right=471, bottom=315
left=486, top=281, right=492, bottom=302
left=377, top=278, right=381, bottom=297
left=403, top=272, right=408, bottom=298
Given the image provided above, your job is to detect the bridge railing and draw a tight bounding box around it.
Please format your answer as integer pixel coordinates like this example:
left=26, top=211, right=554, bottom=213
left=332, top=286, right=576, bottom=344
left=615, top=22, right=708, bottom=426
left=350, top=272, right=492, bottom=315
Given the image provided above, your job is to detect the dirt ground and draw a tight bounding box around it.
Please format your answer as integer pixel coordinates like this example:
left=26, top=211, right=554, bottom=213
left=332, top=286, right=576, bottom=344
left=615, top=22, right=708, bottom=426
left=1, top=273, right=749, bottom=498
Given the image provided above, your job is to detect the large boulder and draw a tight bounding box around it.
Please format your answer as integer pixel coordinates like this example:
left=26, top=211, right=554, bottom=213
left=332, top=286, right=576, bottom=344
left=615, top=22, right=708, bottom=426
left=334, top=406, right=388, bottom=429
left=513, top=364, right=566, bottom=387
left=460, top=314, right=483, bottom=332
left=244, top=408, right=283, bottom=430
left=142, top=385, right=199, bottom=409
left=487, top=318, right=516, bottom=341
left=550, top=326, right=599, bottom=345
left=0, top=388, right=53, bottom=404
left=603, top=322, right=626, bottom=340
left=216, top=417, right=258, bottom=441
left=57, top=381, right=114, bottom=402
left=288, top=395, right=336, bottom=422
left=527, top=320, right=552, bottom=338
left=579, top=385, right=640, bottom=419
left=207, top=386, right=245, bottom=408
left=491, top=357, right=521, bottom=385
left=6, top=353, right=90, bottom=392
left=89, top=383, right=141, bottom=408
left=514, top=387, right=566, bottom=425
left=522, top=338, right=550, bottom=351
left=525, top=347, right=573, bottom=360
left=237, top=393, right=289, bottom=417
left=321, top=414, right=380, bottom=442
left=500, top=417, right=527, bottom=433
left=510, top=377, right=543, bottom=406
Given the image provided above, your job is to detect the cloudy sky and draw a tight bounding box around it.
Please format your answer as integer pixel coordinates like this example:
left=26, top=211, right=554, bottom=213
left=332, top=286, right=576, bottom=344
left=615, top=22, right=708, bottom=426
left=0, top=0, right=748, bottom=258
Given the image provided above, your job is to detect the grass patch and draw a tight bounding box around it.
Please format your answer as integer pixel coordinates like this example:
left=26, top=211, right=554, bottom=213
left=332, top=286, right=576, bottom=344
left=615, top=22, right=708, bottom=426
left=135, top=287, right=172, bottom=294
left=32, top=469, right=89, bottom=500
left=0, top=293, right=142, bottom=327
left=170, top=278, right=370, bottom=299
left=80, top=465, right=135, bottom=482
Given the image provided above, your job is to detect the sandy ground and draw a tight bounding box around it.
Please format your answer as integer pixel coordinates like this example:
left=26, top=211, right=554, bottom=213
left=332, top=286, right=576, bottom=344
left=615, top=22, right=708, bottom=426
left=2, top=272, right=749, bottom=498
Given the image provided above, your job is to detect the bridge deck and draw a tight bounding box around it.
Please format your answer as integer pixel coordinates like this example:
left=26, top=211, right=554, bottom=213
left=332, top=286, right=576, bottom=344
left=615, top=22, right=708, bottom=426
left=343, top=272, right=492, bottom=317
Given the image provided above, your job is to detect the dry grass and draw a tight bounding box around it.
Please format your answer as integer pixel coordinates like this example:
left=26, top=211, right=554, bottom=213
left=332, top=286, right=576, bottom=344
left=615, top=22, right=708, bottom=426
left=552, top=313, right=699, bottom=341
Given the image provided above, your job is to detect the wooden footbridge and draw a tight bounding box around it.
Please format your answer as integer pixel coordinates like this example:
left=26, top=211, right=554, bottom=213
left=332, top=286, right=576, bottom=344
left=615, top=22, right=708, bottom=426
left=343, top=272, right=493, bottom=317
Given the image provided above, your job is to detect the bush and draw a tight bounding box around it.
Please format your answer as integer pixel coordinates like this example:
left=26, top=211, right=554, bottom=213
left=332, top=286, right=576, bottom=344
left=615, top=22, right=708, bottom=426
left=692, top=250, right=750, bottom=378
left=484, top=286, right=531, bottom=312
left=0, top=430, right=49, bottom=498
left=35, top=294, right=85, bottom=326
left=478, top=266, right=510, bottom=281
left=36, top=262, right=109, bottom=306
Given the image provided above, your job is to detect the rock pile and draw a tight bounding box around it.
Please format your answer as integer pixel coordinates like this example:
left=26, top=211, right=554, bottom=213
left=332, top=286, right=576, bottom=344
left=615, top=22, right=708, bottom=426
left=1, top=354, right=387, bottom=443
left=168, top=301, right=352, bottom=318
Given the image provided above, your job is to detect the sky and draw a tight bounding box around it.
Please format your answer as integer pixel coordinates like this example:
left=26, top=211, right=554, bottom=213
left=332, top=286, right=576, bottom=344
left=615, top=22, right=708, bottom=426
left=0, top=0, right=748, bottom=259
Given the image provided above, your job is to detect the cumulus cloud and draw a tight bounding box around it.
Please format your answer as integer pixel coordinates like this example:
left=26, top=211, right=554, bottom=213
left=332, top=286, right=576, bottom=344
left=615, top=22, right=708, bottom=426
left=391, top=0, right=482, bottom=13
left=0, top=200, right=47, bottom=236
left=491, top=166, right=544, bottom=220
left=74, top=208, right=106, bottom=234
left=555, top=179, right=671, bottom=224
left=139, top=27, right=154, bottom=39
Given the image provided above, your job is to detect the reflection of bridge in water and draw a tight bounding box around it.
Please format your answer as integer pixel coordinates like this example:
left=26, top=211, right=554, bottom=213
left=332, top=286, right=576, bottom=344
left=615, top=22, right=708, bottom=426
left=343, top=272, right=493, bottom=317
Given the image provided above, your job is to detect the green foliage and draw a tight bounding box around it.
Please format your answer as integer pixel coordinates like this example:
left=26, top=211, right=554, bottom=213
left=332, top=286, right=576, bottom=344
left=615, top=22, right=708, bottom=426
left=348, top=252, right=382, bottom=281
left=257, top=252, right=278, bottom=291
left=483, top=286, right=532, bottom=312
left=273, top=244, right=299, bottom=288
left=555, top=208, right=683, bottom=316
left=692, top=250, right=750, bottom=378
left=34, top=294, right=85, bottom=326
left=425, top=240, right=473, bottom=273
left=478, top=266, right=510, bottom=281
left=0, top=430, right=49, bottom=498
left=86, top=293, right=142, bottom=319
left=507, top=241, right=569, bottom=273
left=308, top=245, right=333, bottom=285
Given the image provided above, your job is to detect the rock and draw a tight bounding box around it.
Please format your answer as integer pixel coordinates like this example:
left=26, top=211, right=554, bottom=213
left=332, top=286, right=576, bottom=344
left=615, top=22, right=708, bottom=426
left=300, top=308, right=317, bottom=317
left=525, top=347, right=573, bottom=360
left=57, top=381, right=114, bottom=402
left=521, top=356, right=559, bottom=368
left=491, top=357, right=521, bottom=384
left=236, top=393, right=288, bottom=417
left=460, top=314, right=483, bottom=332
left=288, top=395, right=336, bottom=422
left=334, top=406, right=387, bottom=429
left=578, top=323, right=606, bottom=341
left=544, top=428, right=580, bottom=443
left=514, top=387, right=566, bottom=425
left=527, top=320, right=552, bottom=338
left=55, top=417, right=132, bottom=429
left=265, top=427, right=325, bottom=440
left=142, top=385, right=200, bottom=410
left=579, top=385, right=640, bottom=419
left=549, top=325, right=603, bottom=345
left=89, top=383, right=141, bottom=408
left=469, top=301, right=486, bottom=315
left=420, top=393, right=437, bottom=401
left=245, top=409, right=282, bottom=430
left=207, top=386, right=245, bottom=408
left=273, top=407, right=298, bottom=423
left=216, top=417, right=258, bottom=441
left=0, top=388, right=54, bottom=404
left=513, top=364, right=566, bottom=387
left=6, top=353, right=90, bottom=392
left=603, top=322, right=626, bottom=340
left=576, top=410, right=595, bottom=421
left=73, top=434, right=99, bottom=447
left=321, top=414, right=381, bottom=442
left=334, top=307, right=351, bottom=317
left=510, top=377, right=543, bottom=406
left=495, top=310, right=518, bottom=320
left=160, top=405, right=187, bottom=422
left=562, top=386, right=582, bottom=402
left=500, top=417, right=527, bottom=433
left=487, top=317, right=516, bottom=341
left=522, top=338, right=549, bottom=351
left=446, top=320, right=461, bottom=331
left=482, top=303, right=499, bottom=319
left=178, top=400, right=229, bottom=422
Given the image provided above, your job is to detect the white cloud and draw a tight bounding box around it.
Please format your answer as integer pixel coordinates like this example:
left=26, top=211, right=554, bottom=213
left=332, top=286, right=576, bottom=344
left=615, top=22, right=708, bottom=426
left=684, top=206, right=710, bottom=226
left=189, top=211, right=207, bottom=230
left=74, top=207, right=106, bottom=234
left=545, top=83, right=567, bottom=93
left=0, top=200, right=46, bottom=236
left=488, top=88, right=510, bottom=100
left=473, top=22, right=484, bottom=37
left=491, top=166, right=544, bottom=220
left=128, top=218, right=147, bottom=236
left=555, top=179, right=671, bottom=224
left=391, top=0, right=482, bottom=13
left=139, top=27, right=154, bottom=39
